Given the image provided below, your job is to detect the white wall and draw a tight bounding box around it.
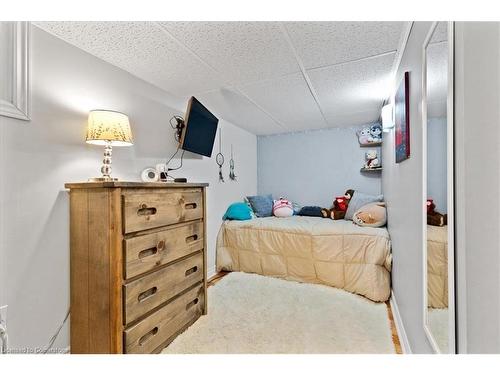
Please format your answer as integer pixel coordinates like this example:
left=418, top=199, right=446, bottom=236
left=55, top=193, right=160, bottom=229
left=0, top=25, right=257, bottom=351
left=454, top=22, right=500, bottom=354
left=258, top=126, right=382, bottom=208
left=384, top=21, right=500, bottom=354
left=381, top=21, right=434, bottom=353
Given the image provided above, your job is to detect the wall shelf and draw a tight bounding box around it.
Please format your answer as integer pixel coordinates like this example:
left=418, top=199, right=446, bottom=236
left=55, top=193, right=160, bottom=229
left=360, top=167, right=383, bottom=172
left=359, top=141, right=382, bottom=147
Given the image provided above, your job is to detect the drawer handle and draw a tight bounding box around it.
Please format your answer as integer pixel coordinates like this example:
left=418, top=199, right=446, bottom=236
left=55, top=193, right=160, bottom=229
left=138, top=286, right=157, bottom=302
left=138, top=247, right=158, bottom=259
left=186, top=298, right=199, bottom=310
left=137, top=204, right=157, bottom=217
left=157, top=240, right=166, bottom=251
left=185, top=234, right=198, bottom=243
left=185, top=203, right=197, bottom=210
left=185, top=266, right=198, bottom=277
left=139, top=327, right=159, bottom=346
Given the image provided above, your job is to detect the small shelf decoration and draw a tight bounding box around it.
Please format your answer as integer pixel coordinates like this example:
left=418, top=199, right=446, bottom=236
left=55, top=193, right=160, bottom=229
left=360, top=149, right=382, bottom=172
left=229, top=144, right=237, bottom=181
left=216, top=129, right=225, bottom=183
left=357, top=123, right=383, bottom=146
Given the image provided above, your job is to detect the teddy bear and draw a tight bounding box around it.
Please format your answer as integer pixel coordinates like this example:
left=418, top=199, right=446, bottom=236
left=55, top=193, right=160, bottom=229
left=321, top=189, right=354, bottom=220
left=364, top=149, right=381, bottom=169
left=352, top=202, right=387, bottom=227
left=357, top=127, right=372, bottom=145
left=427, top=199, right=447, bottom=227
left=370, top=123, right=382, bottom=143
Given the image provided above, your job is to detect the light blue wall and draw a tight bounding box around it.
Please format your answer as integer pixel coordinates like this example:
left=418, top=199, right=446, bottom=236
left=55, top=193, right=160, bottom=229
left=427, top=117, right=447, bottom=213
left=257, top=126, right=382, bottom=207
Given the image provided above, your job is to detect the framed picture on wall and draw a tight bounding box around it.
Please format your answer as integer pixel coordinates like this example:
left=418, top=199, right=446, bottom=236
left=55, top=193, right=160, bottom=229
left=395, top=71, right=410, bottom=163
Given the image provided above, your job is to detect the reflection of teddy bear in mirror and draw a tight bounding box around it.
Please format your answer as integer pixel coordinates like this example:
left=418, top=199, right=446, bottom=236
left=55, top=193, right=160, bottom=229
left=365, top=149, right=381, bottom=169
left=427, top=199, right=447, bottom=226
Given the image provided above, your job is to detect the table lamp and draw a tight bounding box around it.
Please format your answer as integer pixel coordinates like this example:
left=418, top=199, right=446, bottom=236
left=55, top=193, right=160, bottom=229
left=86, top=110, right=133, bottom=181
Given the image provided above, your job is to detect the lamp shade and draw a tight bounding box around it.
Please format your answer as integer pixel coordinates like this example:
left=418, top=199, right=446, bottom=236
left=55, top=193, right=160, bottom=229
left=86, top=110, right=133, bottom=146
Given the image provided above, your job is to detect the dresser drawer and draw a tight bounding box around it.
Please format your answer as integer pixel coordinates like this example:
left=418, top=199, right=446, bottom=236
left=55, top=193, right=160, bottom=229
left=124, top=221, right=204, bottom=279
left=124, top=284, right=204, bottom=354
left=123, top=252, right=204, bottom=325
left=122, top=189, right=203, bottom=234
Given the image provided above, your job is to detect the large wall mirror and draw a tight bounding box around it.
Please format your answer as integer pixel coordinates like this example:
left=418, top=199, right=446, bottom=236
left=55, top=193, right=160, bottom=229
left=0, top=21, right=30, bottom=121
left=422, top=22, right=455, bottom=354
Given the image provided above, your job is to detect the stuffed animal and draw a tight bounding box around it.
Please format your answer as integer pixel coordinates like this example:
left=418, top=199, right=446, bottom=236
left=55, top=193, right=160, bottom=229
left=364, top=149, right=381, bottom=169
left=370, top=123, right=383, bottom=143
left=353, top=202, right=387, bottom=227
left=273, top=197, right=294, bottom=218
left=357, top=127, right=372, bottom=145
left=322, top=189, right=354, bottom=220
left=427, top=199, right=447, bottom=226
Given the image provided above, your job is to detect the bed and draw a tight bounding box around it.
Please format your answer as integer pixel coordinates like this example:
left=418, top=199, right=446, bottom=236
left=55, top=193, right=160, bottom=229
left=216, top=216, right=392, bottom=302
left=427, top=225, right=448, bottom=308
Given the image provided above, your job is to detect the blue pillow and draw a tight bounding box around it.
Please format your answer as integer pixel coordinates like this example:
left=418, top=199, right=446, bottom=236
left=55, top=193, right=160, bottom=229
left=223, top=202, right=252, bottom=221
left=298, top=206, right=323, bottom=217
left=246, top=194, right=273, bottom=217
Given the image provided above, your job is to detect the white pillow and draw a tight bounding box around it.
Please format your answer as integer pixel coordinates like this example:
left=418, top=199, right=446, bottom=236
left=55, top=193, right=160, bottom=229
left=345, top=191, right=384, bottom=220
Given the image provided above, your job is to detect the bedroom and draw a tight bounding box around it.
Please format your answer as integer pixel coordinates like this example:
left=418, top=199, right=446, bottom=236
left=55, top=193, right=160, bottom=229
left=1, top=0, right=500, bottom=371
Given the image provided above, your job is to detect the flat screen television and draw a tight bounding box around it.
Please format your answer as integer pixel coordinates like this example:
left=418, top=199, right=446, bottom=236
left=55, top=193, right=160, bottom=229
left=179, top=97, right=219, bottom=157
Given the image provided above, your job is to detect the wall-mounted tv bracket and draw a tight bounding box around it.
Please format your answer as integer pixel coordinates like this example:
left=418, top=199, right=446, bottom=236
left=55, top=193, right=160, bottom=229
left=170, top=115, right=185, bottom=143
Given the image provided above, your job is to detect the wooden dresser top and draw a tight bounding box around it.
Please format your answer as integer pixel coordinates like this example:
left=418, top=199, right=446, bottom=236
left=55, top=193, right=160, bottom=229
left=65, top=181, right=209, bottom=189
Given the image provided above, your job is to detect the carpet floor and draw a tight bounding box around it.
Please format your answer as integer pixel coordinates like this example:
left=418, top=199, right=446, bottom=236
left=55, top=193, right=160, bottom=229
left=428, top=308, right=449, bottom=353
left=162, top=272, right=396, bottom=354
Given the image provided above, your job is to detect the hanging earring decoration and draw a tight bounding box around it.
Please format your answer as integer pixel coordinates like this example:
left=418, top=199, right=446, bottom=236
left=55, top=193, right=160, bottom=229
left=216, top=129, right=225, bottom=183
left=229, top=144, right=237, bottom=181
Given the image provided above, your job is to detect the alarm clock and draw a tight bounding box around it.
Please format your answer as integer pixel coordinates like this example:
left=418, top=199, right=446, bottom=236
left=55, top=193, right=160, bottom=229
left=141, top=167, right=159, bottom=182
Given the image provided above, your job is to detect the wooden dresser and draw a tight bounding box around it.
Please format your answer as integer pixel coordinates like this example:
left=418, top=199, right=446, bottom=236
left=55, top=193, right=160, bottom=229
left=65, top=181, right=208, bottom=354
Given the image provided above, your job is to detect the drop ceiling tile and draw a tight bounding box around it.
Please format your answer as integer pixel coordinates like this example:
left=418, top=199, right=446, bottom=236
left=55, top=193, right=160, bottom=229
left=323, top=110, right=382, bottom=129
left=158, top=22, right=300, bottom=85
left=195, top=88, right=284, bottom=135
left=239, top=72, right=327, bottom=131
left=285, top=22, right=405, bottom=69
left=34, top=22, right=222, bottom=96
left=307, top=52, right=395, bottom=127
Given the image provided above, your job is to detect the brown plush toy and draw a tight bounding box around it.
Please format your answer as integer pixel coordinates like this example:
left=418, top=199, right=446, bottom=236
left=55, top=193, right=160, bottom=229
left=322, top=189, right=354, bottom=220
left=427, top=199, right=447, bottom=227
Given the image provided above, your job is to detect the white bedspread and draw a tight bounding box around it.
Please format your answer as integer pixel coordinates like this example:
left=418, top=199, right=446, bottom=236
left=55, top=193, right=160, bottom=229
left=216, top=216, right=392, bottom=302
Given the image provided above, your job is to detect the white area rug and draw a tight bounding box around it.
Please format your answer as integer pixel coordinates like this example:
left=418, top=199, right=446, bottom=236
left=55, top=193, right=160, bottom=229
left=428, top=308, right=449, bottom=353
left=162, top=272, right=395, bottom=354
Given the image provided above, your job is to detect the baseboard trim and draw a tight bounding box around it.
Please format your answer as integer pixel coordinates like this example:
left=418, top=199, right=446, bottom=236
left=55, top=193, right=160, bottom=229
left=390, top=290, right=412, bottom=354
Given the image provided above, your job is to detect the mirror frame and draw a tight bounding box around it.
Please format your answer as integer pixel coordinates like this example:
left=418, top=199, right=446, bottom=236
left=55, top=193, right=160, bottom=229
left=422, top=21, right=456, bottom=354
left=0, top=21, right=30, bottom=121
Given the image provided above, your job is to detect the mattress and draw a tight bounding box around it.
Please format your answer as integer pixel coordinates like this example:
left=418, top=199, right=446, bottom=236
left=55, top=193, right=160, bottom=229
left=427, top=225, right=448, bottom=308
left=216, top=216, right=392, bottom=302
